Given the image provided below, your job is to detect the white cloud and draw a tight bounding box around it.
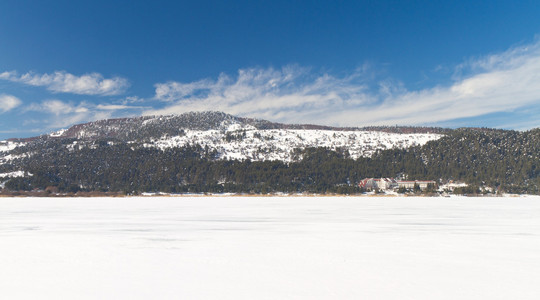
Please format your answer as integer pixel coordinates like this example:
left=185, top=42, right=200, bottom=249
left=0, top=94, right=22, bottom=113
left=96, top=104, right=148, bottom=110
left=121, top=96, right=146, bottom=104
left=23, top=99, right=146, bottom=130
left=146, top=40, right=540, bottom=128
left=0, top=70, right=129, bottom=95
left=26, top=100, right=90, bottom=116
left=54, top=111, right=114, bottom=129
left=24, top=100, right=103, bottom=128
left=148, top=66, right=371, bottom=121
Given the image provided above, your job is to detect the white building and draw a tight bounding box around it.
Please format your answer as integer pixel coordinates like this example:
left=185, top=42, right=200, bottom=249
left=358, top=178, right=397, bottom=190
left=359, top=178, right=436, bottom=191
left=397, top=180, right=436, bottom=190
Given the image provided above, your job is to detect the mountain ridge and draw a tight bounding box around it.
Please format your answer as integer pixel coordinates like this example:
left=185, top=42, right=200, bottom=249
left=7, top=111, right=451, bottom=143
left=2, top=111, right=444, bottom=162
left=1, top=111, right=538, bottom=195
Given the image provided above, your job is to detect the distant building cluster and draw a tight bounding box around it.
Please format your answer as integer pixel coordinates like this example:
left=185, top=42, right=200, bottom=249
left=358, top=178, right=436, bottom=191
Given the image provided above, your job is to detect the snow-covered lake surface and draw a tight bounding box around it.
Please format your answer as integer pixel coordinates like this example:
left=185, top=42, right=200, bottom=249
left=2, top=196, right=540, bottom=300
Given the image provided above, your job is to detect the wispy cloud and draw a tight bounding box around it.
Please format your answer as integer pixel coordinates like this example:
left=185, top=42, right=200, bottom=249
left=0, top=70, right=129, bottom=96
left=149, top=65, right=371, bottom=121
left=146, top=40, right=540, bottom=129
left=96, top=104, right=149, bottom=110
left=24, top=100, right=98, bottom=128
left=0, top=94, right=22, bottom=113
left=24, top=100, right=145, bottom=129
left=121, top=96, right=146, bottom=104
left=25, top=100, right=88, bottom=115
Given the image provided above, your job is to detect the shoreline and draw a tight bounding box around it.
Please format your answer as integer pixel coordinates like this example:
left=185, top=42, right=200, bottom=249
left=0, top=192, right=534, bottom=198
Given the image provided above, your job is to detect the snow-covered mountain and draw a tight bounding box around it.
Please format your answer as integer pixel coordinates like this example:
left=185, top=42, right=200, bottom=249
left=1, top=113, right=538, bottom=195
left=141, top=126, right=441, bottom=161
left=2, top=111, right=443, bottom=162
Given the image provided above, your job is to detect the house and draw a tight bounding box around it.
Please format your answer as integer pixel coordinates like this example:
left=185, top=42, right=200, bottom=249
left=397, top=180, right=436, bottom=190
left=376, top=178, right=397, bottom=190
left=358, top=178, right=377, bottom=190
left=359, top=178, right=436, bottom=191
left=396, top=181, right=416, bottom=189
left=439, top=181, right=468, bottom=192
left=358, top=178, right=397, bottom=190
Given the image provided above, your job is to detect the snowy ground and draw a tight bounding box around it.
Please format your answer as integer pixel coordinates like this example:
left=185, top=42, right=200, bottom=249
left=1, top=196, right=540, bottom=300
left=144, top=128, right=441, bottom=161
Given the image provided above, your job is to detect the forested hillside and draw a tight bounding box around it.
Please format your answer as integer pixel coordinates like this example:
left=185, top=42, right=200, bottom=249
left=419, top=128, right=540, bottom=193
left=1, top=126, right=538, bottom=195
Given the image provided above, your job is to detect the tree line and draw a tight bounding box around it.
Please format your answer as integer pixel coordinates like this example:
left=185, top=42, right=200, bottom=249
left=1, top=128, right=538, bottom=195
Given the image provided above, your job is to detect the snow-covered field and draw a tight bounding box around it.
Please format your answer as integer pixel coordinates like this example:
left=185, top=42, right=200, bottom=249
left=2, top=196, right=540, bottom=300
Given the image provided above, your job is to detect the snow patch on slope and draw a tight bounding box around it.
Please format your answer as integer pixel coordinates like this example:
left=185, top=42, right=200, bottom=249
left=144, top=124, right=442, bottom=161
left=0, top=141, right=23, bottom=152
left=0, top=141, right=29, bottom=164
left=0, top=170, right=32, bottom=178
left=49, top=129, right=68, bottom=137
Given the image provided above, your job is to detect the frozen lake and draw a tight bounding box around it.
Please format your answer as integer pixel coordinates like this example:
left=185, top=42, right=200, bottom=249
left=2, top=196, right=540, bottom=299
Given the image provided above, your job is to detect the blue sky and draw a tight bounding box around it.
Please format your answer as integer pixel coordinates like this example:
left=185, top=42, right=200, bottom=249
left=1, top=0, right=540, bottom=139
